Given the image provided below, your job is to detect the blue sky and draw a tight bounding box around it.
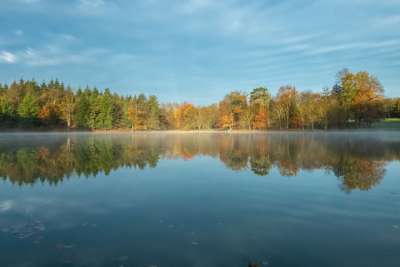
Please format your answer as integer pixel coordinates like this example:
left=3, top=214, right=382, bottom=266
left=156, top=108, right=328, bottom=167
left=0, top=0, right=399, bottom=104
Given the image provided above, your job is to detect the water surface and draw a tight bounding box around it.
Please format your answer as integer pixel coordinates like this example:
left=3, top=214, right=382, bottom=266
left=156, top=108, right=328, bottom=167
left=0, top=132, right=399, bottom=267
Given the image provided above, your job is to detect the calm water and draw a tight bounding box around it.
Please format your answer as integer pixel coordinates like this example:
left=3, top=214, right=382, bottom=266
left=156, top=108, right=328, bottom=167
left=0, top=132, right=399, bottom=267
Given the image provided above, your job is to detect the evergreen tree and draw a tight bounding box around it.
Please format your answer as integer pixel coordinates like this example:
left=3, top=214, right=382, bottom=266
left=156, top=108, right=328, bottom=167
left=147, top=95, right=161, bottom=129
left=18, top=93, right=39, bottom=125
left=74, top=89, right=90, bottom=128
left=98, top=89, right=114, bottom=129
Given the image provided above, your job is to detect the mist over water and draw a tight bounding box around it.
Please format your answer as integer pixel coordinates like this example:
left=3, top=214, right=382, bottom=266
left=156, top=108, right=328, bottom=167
left=0, top=132, right=399, bottom=267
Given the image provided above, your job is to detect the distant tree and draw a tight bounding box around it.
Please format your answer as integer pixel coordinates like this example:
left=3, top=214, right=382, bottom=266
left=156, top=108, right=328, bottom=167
left=147, top=95, right=161, bottom=130
left=111, top=94, right=125, bottom=129
left=390, top=98, right=400, bottom=118
left=18, top=93, right=39, bottom=125
left=198, top=104, right=218, bottom=129
left=87, top=89, right=101, bottom=129
left=218, top=91, right=248, bottom=130
left=298, top=91, right=322, bottom=129
left=176, top=103, right=197, bottom=129
left=74, top=89, right=90, bottom=128
left=0, top=95, right=14, bottom=123
left=128, top=94, right=149, bottom=130
left=334, top=69, right=384, bottom=126
left=249, top=87, right=271, bottom=129
left=60, top=88, right=75, bottom=128
left=159, top=103, right=178, bottom=130
left=274, top=86, right=299, bottom=129
left=97, top=89, right=114, bottom=129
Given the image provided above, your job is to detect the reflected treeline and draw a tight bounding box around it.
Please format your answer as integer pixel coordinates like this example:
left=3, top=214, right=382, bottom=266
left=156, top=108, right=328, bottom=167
left=1, top=133, right=399, bottom=191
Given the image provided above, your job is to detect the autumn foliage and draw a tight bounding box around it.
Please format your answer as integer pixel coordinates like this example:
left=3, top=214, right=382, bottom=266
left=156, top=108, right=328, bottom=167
left=0, top=69, right=397, bottom=130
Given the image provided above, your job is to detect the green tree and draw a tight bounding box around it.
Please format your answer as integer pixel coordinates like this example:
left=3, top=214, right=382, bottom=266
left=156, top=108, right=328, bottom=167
left=0, top=95, right=14, bottom=122
left=18, top=93, right=39, bottom=124
left=147, top=95, right=161, bottom=129
left=334, top=69, right=384, bottom=126
left=74, top=89, right=90, bottom=128
left=97, top=89, right=114, bottom=129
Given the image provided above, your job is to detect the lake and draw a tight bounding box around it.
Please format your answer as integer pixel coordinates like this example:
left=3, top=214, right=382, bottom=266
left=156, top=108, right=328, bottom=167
left=0, top=132, right=399, bottom=267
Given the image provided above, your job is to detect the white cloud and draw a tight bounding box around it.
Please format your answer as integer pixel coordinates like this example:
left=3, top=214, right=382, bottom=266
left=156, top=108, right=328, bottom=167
left=17, top=46, right=108, bottom=66
left=280, top=34, right=319, bottom=45
left=305, top=39, right=400, bottom=55
left=175, top=1, right=282, bottom=38
left=0, top=51, right=17, bottom=63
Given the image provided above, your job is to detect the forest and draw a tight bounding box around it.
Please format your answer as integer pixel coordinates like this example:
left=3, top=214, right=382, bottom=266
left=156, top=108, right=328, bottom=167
left=0, top=69, right=399, bottom=130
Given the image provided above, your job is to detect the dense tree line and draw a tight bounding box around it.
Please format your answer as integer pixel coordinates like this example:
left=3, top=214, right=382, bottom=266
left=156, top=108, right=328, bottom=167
left=0, top=69, right=397, bottom=130
left=1, top=133, right=399, bottom=191
left=383, top=98, right=400, bottom=118
left=0, top=79, right=164, bottom=130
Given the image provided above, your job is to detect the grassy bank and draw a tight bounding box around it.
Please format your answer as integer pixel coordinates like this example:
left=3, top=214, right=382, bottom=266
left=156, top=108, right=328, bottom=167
left=372, top=118, right=400, bottom=129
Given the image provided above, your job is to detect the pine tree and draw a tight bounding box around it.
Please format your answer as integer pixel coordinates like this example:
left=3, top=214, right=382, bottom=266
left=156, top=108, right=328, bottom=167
left=98, top=89, right=114, bottom=129
left=18, top=93, right=39, bottom=125
left=147, top=95, right=160, bottom=129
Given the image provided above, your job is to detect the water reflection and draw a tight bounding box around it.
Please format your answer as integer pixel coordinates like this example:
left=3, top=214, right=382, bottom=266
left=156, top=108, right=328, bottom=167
left=1, top=132, right=399, bottom=192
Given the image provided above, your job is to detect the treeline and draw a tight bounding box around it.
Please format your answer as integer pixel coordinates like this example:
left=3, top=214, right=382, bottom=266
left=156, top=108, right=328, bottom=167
left=0, top=69, right=399, bottom=130
left=2, top=134, right=399, bottom=191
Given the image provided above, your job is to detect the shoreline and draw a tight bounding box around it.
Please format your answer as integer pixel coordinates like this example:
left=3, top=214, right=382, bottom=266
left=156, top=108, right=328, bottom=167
left=0, top=128, right=398, bottom=134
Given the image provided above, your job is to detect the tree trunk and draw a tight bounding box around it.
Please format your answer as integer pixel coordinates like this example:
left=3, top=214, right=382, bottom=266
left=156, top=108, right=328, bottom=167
left=67, top=113, right=72, bottom=128
left=286, top=116, right=289, bottom=129
left=230, top=112, right=234, bottom=130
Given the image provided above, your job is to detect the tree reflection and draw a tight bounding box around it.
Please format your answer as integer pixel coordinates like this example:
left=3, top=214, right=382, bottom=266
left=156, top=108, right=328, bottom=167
left=0, top=133, right=398, bottom=191
left=333, top=157, right=386, bottom=192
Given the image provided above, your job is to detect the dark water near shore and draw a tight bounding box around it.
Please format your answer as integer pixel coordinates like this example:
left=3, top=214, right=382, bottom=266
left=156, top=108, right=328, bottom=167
left=0, top=132, right=399, bottom=267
